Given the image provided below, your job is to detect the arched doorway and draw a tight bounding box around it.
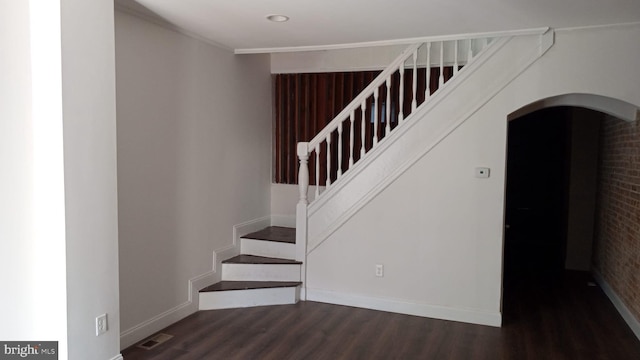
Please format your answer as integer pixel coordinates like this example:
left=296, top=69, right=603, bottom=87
left=501, top=93, right=638, bottom=326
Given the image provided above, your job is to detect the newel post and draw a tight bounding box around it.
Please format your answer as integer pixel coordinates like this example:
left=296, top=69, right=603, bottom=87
left=296, top=142, right=309, bottom=300
left=297, top=142, right=310, bottom=205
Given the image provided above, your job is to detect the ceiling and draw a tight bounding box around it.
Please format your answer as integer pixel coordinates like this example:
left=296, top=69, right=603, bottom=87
left=115, top=0, right=640, bottom=53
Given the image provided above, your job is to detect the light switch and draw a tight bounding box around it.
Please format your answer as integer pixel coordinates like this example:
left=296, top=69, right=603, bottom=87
left=475, top=167, right=490, bottom=178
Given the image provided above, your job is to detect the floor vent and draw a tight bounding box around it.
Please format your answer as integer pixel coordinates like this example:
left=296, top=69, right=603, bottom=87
left=137, top=333, right=173, bottom=350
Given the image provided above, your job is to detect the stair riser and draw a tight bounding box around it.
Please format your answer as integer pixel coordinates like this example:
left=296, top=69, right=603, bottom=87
left=221, top=263, right=301, bottom=281
left=240, top=238, right=296, bottom=260
left=199, top=287, right=300, bottom=310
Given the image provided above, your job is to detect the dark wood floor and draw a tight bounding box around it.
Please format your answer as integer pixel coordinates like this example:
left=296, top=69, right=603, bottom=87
left=242, top=226, right=296, bottom=244
left=122, top=272, right=640, bottom=360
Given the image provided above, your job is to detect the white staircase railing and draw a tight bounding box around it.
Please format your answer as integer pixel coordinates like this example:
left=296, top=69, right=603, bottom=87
left=294, top=29, right=553, bottom=300
left=296, top=36, right=497, bottom=207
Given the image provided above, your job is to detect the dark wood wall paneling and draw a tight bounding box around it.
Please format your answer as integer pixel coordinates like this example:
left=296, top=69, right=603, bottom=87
left=273, top=67, right=455, bottom=185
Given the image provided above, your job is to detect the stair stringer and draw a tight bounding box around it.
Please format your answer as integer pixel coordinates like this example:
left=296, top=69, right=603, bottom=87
left=306, top=30, right=554, bottom=253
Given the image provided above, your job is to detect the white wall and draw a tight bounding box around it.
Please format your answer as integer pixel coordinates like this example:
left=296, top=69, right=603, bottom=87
left=302, top=24, right=640, bottom=325
left=271, top=184, right=322, bottom=226
left=115, top=10, right=272, bottom=348
left=61, top=0, right=121, bottom=359
left=1, top=1, right=121, bottom=359
left=0, top=0, right=68, bottom=349
left=0, top=0, right=38, bottom=339
left=307, top=108, right=506, bottom=322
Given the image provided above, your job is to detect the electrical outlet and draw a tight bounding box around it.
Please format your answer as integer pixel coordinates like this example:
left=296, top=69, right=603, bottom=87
left=96, top=314, right=108, bottom=336
left=375, top=264, right=384, bottom=277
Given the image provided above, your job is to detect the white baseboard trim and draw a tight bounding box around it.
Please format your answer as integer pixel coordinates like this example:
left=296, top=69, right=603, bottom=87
left=234, top=216, right=272, bottom=246
left=108, top=355, right=123, bottom=360
left=120, top=270, right=216, bottom=349
left=271, top=214, right=296, bottom=228
left=593, top=271, right=640, bottom=340
left=306, top=288, right=501, bottom=327
left=119, top=290, right=194, bottom=350
left=213, top=244, right=238, bottom=277
left=120, top=215, right=272, bottom=350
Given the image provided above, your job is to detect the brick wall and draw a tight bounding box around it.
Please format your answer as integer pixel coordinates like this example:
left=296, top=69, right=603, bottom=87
left=593, top=115, right=640, bottom=320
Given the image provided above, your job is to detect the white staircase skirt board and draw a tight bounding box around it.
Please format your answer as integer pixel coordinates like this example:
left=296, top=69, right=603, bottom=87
left=221, top=263, right=301, bottom=281
left=199, top=286, right=300, bottom=310
left=241, top=238, right=296, bottom=259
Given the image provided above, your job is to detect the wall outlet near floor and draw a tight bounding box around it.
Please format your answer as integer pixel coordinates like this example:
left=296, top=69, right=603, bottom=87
left=375, top=264, right=384, bottom=277
left=96, top=313, right=108, bottom=336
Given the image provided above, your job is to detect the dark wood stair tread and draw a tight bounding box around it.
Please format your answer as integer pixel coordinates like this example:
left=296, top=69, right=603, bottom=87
left=242, top=226, right=295, bottom=244
left=222, top=254, right=302, bottom=265
left=200, top=281, right=302, bottom=292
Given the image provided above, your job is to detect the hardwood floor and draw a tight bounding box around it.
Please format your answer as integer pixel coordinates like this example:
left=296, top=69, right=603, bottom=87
left=122, top=272, right=640, bottom=359
left=243, top=226, right=296, bottom=244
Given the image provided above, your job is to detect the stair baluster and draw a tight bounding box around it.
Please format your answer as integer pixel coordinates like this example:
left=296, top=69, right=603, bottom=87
left=398, top=65, right=405, bottom=123
left=454, top=40, right=459, bottom=76
left=325, top=133, right=331, bottom=186
left=315, top=144, right=320, bottom=198
left=412, top=49, right=418, bottom=112
left=426, top=42, right=431, bottom=98
left=372, top=91, right=378, bottom=145
left=439, top=41, right=444, bottom=87
left=349, top=110, right=355, bottom=167
left=337, top=123, right=343, bottom=178
left=360, top=102, right=366, bottom=157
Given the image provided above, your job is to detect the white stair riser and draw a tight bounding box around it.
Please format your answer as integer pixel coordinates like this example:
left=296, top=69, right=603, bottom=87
left=222, top=263, right=301, bottom=281
left=240, top=238, right=296, bottom=260
left=199, top=287, right=300, bottom=310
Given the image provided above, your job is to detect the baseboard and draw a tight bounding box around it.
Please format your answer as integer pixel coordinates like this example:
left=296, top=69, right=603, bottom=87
left=120, top=270, right=216, bottom=349
left=271, top=214, right=296, bottom=228
left=108, top=355, right=123, bottom=360
left=306, top=288, right=501, bottom=327
left=119, top=215, right=277, bottom=350
left=119, top=290, right=194, bottom=349
left=234, top=216, right=272, bottom=246
left=593, top=271, right=640, bottom=340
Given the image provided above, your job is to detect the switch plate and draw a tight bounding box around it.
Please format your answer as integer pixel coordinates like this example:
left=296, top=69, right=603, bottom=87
left=375, top=264, right=384, bottom=277
left=475, top=167, right=490, bottom=178
left=96, top=314, right=108, bottom=336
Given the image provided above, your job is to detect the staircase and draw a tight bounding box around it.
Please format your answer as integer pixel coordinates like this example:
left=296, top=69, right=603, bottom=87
left=296, top=29, right=554, bottom=258
left=199, top=226, right=302, bottom=310
left=199, top=29, right=554, bottom=314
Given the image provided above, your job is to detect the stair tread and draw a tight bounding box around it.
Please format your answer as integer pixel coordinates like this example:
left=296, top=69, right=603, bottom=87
left=223, top=254, right=302, bottom=265
left=242, top=226, right=295, bottom=244
left=200, top=281, right=302, bottom=292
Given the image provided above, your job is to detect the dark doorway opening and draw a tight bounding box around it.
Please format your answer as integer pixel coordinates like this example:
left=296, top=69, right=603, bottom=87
left=503, top=106, right=604, bottom=326
left=504, top=107, right=571, bottom=287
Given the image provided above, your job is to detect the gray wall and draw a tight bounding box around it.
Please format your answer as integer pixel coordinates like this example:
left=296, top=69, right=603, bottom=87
left=115, top=10, right=272, bottom=347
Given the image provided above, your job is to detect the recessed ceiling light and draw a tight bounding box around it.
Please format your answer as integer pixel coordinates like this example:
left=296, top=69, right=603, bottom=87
left=267, top=14, right=289, bottom=22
